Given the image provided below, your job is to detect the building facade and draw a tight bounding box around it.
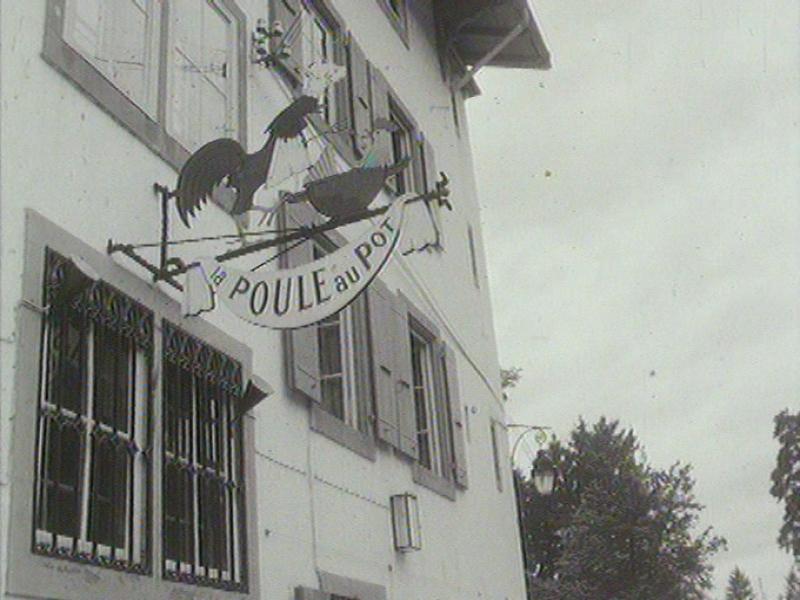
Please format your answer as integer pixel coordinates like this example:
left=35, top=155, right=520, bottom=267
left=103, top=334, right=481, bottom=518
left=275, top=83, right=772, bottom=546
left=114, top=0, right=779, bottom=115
left=0, top=1, right=549, bottom=599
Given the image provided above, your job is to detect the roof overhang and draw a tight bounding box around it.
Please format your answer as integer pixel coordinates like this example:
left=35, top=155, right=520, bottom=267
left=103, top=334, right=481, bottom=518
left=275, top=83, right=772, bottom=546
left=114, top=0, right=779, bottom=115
left=435, top=0, right=551, bottom=91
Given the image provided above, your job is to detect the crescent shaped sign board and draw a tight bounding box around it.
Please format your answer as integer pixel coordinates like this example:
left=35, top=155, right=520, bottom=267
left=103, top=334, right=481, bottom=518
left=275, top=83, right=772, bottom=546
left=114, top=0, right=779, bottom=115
left=182, top=198, right=407, bottom=329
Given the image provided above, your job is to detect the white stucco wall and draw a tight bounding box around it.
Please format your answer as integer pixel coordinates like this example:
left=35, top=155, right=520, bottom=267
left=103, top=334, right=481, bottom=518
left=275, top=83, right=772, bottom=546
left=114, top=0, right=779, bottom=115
left=0, top=1, right=525, bottom=598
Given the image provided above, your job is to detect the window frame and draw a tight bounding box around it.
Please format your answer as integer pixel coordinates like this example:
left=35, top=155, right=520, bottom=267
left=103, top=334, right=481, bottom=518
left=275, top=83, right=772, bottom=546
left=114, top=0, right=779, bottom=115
left=387, top=100, right=415, bottom=195
left=164, top=0, right=243, bottom=154
left=42, top=0, right=248, bottom=172
left=282, top=203, right=377, bottom=462
left=32, top=253, right=153, bottom=574
left=7, top=209, right=260, bottom=600
left=160, top=322, right=248, bottom=591
left=400, top=295, right=458, bottom=501
left=311, top=242, right=365, bottom=433
left=269, top=0, right=356, bottom=165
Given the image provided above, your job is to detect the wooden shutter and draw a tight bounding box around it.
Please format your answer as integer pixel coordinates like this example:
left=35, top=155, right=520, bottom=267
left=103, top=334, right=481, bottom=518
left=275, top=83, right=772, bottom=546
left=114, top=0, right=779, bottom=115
left=442, top=344, right=468, bottom=487
left=283, top=204, right=321, bottom=403
left=367, top=279, right=400, bottom=447
left=348, top=36, right=372, bottom=158
left=351, top=291, right=374, bottom=435
left=270, top=0, right=303, bottom=86
left=369, top=67, right=392, bottom=165
left=392, top=294, right=418, bottom=459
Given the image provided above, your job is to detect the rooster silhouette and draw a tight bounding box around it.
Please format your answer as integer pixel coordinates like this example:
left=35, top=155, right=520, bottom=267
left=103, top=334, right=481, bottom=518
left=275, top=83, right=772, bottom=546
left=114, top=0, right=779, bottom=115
left=175, top=95, right=319, bottom=227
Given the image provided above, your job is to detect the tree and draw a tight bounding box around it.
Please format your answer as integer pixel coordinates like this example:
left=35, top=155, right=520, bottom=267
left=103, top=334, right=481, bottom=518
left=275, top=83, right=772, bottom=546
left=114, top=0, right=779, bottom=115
left=771, top=409, right=800, bottom=559
left=519, top=418, right=725, bottom=599
left=779, top=565, right=800, bottom=600
left=725, top=567, right=755, bottom=600
left=501, top=366, right=523, bottom=400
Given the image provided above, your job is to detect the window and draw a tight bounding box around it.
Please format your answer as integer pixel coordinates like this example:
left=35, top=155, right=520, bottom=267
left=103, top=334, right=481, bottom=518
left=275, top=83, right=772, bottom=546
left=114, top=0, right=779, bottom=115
left=409, top=326, right=452, bottom=478
left=62, top=0, right=159, bottom=116
left=388, top=102, right=413, bottom=194
left=10, top=214, right=260, bottom=599
left=270, top=0, right=350, bottom=139
left=284, top=205, right=374, bottom=458
left=304, top=4, right=339, bottom=126
left=167, top=0, right=241, bottom=152
left=34, top=251, right=152, bottom=572
left=161, top=323, right=247, bottom=590
left=312, top=245, right=368, bottom=432
left=44, top=0, right=246, bottom=168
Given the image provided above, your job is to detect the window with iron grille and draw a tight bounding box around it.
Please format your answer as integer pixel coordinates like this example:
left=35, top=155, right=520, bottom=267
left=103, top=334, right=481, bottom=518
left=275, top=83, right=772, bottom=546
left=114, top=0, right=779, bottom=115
left=12, top=217, right=259, bottom=599
left=161, top=322, right=247, bottom=591
left=31, top=250, right=249, bottom=592
left=33, top=250, right=152, bottom=573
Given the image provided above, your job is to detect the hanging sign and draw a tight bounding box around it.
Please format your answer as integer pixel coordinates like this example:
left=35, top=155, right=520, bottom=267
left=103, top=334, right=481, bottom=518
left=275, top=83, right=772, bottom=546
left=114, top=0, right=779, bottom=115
left=183, top=198, right=407, bottom=329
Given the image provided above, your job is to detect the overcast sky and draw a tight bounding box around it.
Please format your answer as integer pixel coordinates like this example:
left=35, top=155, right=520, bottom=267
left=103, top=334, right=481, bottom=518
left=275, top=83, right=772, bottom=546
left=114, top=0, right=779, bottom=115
left=467, top=0, right=799, bottom=597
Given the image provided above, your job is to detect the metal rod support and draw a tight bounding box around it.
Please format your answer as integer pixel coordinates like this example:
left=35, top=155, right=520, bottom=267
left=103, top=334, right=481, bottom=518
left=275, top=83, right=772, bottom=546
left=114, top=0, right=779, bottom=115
left=155, top=190, right=440, bottom=280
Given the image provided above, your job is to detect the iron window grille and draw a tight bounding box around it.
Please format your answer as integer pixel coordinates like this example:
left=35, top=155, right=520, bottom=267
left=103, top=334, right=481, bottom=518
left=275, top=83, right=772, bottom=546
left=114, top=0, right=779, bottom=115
left=161, top=322, right=248, bottom=592
left=33, top=250, right=153, bottom=574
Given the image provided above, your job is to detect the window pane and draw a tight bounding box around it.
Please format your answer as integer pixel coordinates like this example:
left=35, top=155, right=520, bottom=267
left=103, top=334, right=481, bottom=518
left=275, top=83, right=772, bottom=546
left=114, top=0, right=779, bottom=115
left=169, top=0, right=235, bottom=151
left=318, top=320, right=343, bottom=376
left=321, top=377, right=345, bottom=419
left=162, top=323, right=245, bottom=589
left=88, top=437, right=129, bottom=548
left=93, top=324, right=132, bottom=432
left=65, top=0, right=154, bottom=114
left=40, top=423, right=83, bottom=537
left=34, top=253, right=151, bottom=571
left=49, top=312, right=87, bottom=414
left=164, top=462, right=195, bottom=564
left=411, top=334, right=432, bottom=469
left=199, top=475, right=229, bottom=571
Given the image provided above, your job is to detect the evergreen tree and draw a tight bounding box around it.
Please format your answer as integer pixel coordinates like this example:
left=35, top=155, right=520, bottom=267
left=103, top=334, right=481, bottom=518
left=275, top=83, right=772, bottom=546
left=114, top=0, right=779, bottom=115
left=724, top=567, right=755, bottom=600
left=519, top=418, right=725, bottom=599
left=771, top=409, right=800, bottom=558
left=780, top=565, right=800, bottom=600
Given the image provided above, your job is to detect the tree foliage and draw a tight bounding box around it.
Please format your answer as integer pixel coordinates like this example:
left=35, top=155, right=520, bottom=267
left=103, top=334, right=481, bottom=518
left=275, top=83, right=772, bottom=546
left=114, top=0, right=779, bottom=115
left=501, top=366, right=523, bottom=400
left=724, top=567, right=755, bottom=600
left=519, top=418, right=725, bottom=600
left=771, top=409, right=800, bottom=559
left=781, top=564, right=800, bottom=600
